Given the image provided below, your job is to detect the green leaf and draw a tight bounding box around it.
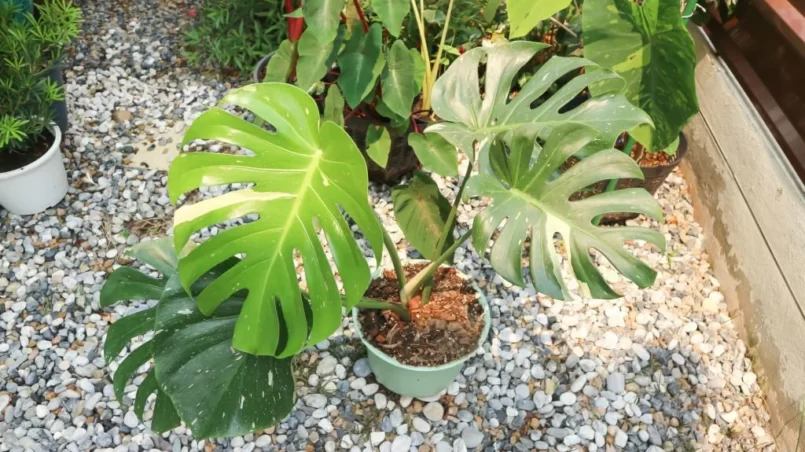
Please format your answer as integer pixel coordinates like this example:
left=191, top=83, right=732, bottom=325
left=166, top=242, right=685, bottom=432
left=381, top=40, right=418, bottom=118
left=583, top=0, right=698, bottom=151
left=153, top=292, right=295, bottom=439
left=126, top=238, right=178, bottom=277
left=113, top=340, right=154, bottom=402
left=134, top=371, right=158, bottom=418
left=151, top=389, right=181, bottom=433
left=170, top=83, right=384, bottom=357
left=302, top=0, right=344, bottom=44
left=372, top=0, right=410, bottom=36
left=366, top=125, right=392, bottom=168
left=296, top=27, right=343, bottom=92
left=507, top=0, right=572, bottom=38
left=425, top=42, right=652, bottom=165
left=410, top=48, right=426, bottom=92
left=466, top=125, right=665, bottom=299
left=408, top=133, right=458, bottom=177
left=100, top=268, right=165, bottom=308
left=324, top=87, right=345, bottom=127
left=338, top=24, right=386, bottom=108
left=104, top=307, right=156, bottom=364
left=264, top=40, right=295, bottom=82
left=483, top=0, right=503, bottom=22
left=392, top=171, right=455, bottom=260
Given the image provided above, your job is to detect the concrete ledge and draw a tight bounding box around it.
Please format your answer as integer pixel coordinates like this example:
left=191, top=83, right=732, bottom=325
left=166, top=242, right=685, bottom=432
left=683, top=27, right=805, bottom=451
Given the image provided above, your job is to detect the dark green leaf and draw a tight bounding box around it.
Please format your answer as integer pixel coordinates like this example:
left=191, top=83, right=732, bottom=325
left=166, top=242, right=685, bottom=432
left=408, top=133, right=458, bottom=177
left=302, top=0, right=344, bottom=44
left=296, top=27, right=343, bottom=92
left=466, top=125, right=665, bottom=299
left=134, top=371, right=158, bottom=418
left=381, top=40, right=418, bottom=118
left=151, top=389, right=181, bottom=433
left=324, top=87, right=345, bottom=127
left=583, top=0, right=698, bottom=151
left=366, top=125, right=392, bottom=168
left=264, top=40, right=295, bottom=82
left=113, top=340, right=154, bottom=402
left=337, top=24, right=386, bottom=108
left=392, top=171, right=454, bottom=260
left=100, top=268, right=164, bottom=308
left=154, top=293, right=295, bottom=439
left=104, top=307, right=156, bottom=364
left=372, top=0, right=410, bottom=36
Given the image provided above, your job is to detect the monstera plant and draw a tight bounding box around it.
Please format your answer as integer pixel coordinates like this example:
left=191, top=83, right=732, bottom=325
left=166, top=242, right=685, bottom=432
left=103, top=43, right=664, bottom=438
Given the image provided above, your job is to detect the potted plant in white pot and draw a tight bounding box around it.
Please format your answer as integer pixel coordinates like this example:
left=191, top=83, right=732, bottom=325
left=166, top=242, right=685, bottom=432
left=100, top=43, right=667, bottom=437
left=0, top=0, right=82, bottom=215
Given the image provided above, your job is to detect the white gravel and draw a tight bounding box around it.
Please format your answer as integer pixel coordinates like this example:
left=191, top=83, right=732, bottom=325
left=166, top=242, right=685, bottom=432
left=0, top=0, right=778, bottom=451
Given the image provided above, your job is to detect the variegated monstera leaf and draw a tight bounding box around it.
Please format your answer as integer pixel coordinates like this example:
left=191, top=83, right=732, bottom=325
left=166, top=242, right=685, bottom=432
left=467, top=125, right=666, bottom=299
left=168, top=83, right=383, bottom=357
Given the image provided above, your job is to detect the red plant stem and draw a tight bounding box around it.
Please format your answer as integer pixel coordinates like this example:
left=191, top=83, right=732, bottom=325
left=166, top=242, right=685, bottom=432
left=352, top=0, right=369, bottom=33
left=411, top=116, right=420, bottom=133
left=344, top=108, right=360, bottom=121
left=285, top=0, right=304, bottom=41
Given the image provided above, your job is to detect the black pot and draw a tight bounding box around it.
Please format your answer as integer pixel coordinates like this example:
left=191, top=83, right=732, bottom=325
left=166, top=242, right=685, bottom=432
left=569, top=132, right=689, bottom=224
left=253, top=52, right=421, bottom=184
left=46, top=63, right=69, bottom=133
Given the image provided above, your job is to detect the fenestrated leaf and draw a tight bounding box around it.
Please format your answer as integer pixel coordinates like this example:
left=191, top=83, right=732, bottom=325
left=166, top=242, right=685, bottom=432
left=583, top=0, right=698, bottom=151
left=113, top=339, right=154, bottom=402
left=324, top=87, right=345, bottom=127
left=302, top=0, right=344, bottom=44
left=134, top=371, right=158, bottom=418
left=104, top=307, right=156, bottom=364
left=381, top=40, right=418, bottom=118
left=366, top=125, right=391, bottom=168
left=154, top=292, right=295, bottom=439
left=151, top=389, right=181, bottom=433
left=100, top=268, right=164, bottom=308
left=425, top=42, right=652, bottom=165
left=372, top=0, right=410, bottom=36
left=408, top=133, right=458, bottom=177
left=507, top=0, right=571, bottom=38
left=296, top=27, right=343, bottom=92
left=466, top=125, right=665, bottom=299
left=392, top=171, right=454, bottom=260
left=169, top=83, right=383, bottom=357
left=264, top=39, right=295, bottom=83
left=338, top=24, right=386, bottom=108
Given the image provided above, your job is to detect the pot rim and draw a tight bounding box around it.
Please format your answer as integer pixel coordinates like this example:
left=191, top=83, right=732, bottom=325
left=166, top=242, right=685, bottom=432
left=0, top=123, right=62, bottom=181
left=352, top=261, right=492, bottom=372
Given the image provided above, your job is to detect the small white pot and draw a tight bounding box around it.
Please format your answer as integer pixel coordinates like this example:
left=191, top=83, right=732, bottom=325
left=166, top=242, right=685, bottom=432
left=0, top=124, right=68, bottom=215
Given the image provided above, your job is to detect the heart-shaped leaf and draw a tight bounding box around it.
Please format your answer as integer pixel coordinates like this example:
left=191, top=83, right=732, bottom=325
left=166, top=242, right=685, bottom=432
left=263, top=40, right=295, bottom=83
left=296, top=27, right=343, bottom=92
left=583, top=0, right=698, bottom=151
left=338, top=24, right=386, bottom=108
left=381, top=40, right=418, bottom=118
left=324, top=86, right=345, bottom=127
left=408, top=132, right=458, bottom=177
left=392, top=171, right=455, bottom=260
left=169, top=83, right=383, bottom=357
left=302, top=0, right=345, bottom=44
left=466, top=125, right=665, bottom=299
left=372, top=0, right=410, bottom=36
left=366, top=124, right=391, bottom=168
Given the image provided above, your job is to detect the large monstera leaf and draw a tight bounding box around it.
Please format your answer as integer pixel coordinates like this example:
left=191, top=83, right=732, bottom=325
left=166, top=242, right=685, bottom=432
left=101, top=239, right=296, bottom=439
left=583, top=0, right=698, bottom=152
left=169, top=83, right=383, bottom=357
left=466, top=125, right=666, bottom=299
left=425, top=42, right=652, bottom=164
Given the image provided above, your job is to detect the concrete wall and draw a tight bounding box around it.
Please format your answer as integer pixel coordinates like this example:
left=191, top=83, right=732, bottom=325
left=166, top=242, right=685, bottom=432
left=683, top=27, right=805, bottom=451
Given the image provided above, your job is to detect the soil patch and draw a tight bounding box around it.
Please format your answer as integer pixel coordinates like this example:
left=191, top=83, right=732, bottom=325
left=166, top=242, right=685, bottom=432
left=0, top=132, right=53, bottom=174
left=358, top=264, right=485, bottom=367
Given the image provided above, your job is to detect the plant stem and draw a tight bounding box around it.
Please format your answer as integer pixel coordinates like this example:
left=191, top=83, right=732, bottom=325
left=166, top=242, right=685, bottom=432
left=421, top=160, right=474, bottom=305
left=355, top=297, right=411, bottom=321
left=593, top=135, right=635, bottom=226
left=682, top=0, right=698, bottom=24
left=409, top=0, right=432, bottom=95
left=351, top=0, right=369, bottom=32
left=401, top=230, right=471, bottom=304
left=550, top=16, right=577, bottom=38
left=429, top=0, right=456, bottom=88
left=382, top=227, right=407, bottom=289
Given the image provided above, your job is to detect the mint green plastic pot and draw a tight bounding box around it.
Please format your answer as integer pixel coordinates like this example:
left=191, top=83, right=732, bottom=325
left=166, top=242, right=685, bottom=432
left=352, top=275, right=490, bottom=398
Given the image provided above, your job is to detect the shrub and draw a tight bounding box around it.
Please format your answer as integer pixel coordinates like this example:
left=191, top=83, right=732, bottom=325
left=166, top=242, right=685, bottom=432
left=182, top=0, right=287, bottom=74
left=0, top=0, right=81, bottom=152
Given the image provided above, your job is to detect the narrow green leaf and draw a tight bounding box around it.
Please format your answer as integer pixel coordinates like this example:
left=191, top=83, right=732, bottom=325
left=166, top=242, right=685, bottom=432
left=151, top=389, right=181, bottom=433
left=408, top=133, right=458, bottom=177
left=507, top=0, right=572, bottom=38
left=324, top=87, right=345, bottom=127
left=100, top=268, right=164, bottom=308
left=134, top=371, right=158, bottom=418
left=366, top=125, right=391, bottom=168
left=296, top=27, right=343, bottom=92
left=372, top=0, right=410, bottom=36
left=302, top=0, right=344, bottom=44
left=381, top=40, right=418, bottom=118
left=113, top=340, right=154, bottom=402
left=338, top=23, right=386, bottom=108
left=104, top=307, right=156, bottom=364
left=392, top=171, right=454, bottom=260
left=264, top=40, right=295, bottom=82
